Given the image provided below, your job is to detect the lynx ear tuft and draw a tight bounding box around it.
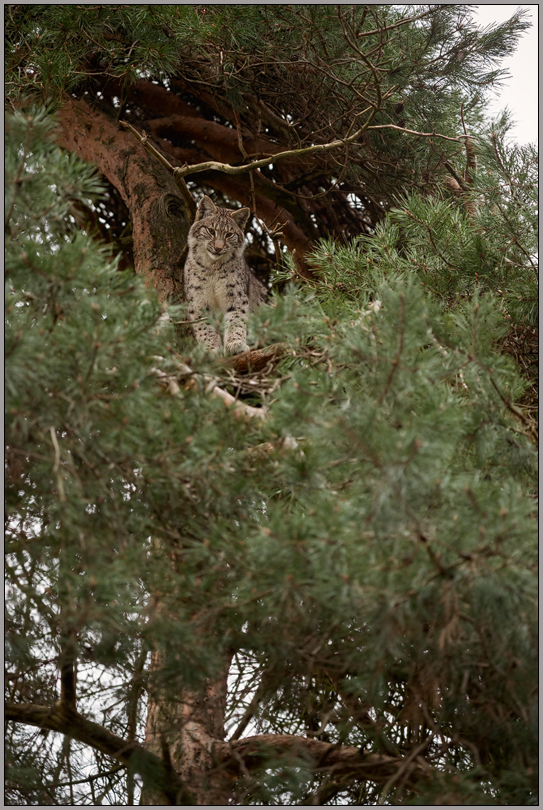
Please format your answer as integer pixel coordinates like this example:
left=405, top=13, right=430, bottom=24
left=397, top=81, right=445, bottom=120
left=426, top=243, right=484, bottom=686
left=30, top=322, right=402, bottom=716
left=196, top=195, right=217, bottom=220
left=230, top=207, right=250, bottom=231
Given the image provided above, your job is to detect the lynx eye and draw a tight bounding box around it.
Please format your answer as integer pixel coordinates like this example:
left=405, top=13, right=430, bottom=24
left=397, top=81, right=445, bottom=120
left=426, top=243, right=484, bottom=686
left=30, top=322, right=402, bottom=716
left=205, top=227, right=215, bottom=236
left=225, top=232, right=233, bottom=239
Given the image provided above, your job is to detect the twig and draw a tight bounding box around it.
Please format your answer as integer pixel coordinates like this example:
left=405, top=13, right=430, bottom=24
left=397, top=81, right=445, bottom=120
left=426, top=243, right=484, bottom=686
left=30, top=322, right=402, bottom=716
left=46, top=764, right=124, bottom=790
left=367, top=124, right=472, bottom=143
left=378, top=293, right=405, bottom=404
left=229, top=677, right=269, bottom=742
left=357, top=7, right=437, bottom=38
left=6, top=701, right=195, bottom=805
left=377, top=736, right=434, bottom=804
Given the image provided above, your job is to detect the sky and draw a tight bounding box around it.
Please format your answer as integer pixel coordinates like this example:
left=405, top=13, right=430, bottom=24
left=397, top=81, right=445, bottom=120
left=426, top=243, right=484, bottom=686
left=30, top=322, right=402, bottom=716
left=472, top=4, right=538, bottom=144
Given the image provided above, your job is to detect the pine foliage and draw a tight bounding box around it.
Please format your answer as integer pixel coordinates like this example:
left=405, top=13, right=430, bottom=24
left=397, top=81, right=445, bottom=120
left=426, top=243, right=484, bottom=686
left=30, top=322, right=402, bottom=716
left=5, top=102, right=537, bottom=805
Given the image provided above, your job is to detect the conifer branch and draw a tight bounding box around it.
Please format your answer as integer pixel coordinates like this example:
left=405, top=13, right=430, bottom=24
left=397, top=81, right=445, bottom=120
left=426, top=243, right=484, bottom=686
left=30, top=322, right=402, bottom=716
left=356, top=7, right=437, bottom=38
left=5, top=702, right=196, bottom=805
left=378, top=293, right=405, bottom=404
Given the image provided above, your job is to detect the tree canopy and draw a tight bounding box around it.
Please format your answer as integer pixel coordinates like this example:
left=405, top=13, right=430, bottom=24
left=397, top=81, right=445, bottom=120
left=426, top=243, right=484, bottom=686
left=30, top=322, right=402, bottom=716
left=5, top=4, right=538, bottom=806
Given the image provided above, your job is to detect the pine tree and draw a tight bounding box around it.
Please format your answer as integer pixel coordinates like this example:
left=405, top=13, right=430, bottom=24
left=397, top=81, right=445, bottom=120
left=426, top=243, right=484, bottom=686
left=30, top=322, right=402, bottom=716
left=5, top=5, right=537, bottom=806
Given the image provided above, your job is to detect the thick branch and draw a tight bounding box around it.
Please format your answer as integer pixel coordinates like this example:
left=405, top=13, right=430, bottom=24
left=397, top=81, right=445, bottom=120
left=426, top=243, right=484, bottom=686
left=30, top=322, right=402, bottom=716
left=5, top=702, right=195, bottom=805
left=221, top=343, right=289, bottom=374
left=214, top=734, right=431, bottom=785
left=210, top=385, right=267, bottom=422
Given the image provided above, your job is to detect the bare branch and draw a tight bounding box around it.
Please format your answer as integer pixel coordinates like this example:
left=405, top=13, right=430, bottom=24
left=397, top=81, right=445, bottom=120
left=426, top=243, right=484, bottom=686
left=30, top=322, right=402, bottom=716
left=150, top=363, right=268, bottom=422
left=144, top=123, right=468, bottom=181
left=171, top=113, right=377, bottom=179
left=210, top=385, right=267, bottom=422
left=367, top=124, right=472, bottom=143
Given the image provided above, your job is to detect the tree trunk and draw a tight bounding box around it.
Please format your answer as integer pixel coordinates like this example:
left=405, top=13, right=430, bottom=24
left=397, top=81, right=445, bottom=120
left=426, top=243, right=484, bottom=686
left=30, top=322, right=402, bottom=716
left=56, top=100, right=226, bottom=805
left=141, top=650, right=233, bottom=806
left=56, top=98, right=191, bottom=302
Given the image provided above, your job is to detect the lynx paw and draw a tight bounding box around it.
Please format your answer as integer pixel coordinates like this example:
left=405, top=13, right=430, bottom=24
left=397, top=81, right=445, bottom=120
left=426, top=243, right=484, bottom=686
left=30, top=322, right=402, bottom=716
left=225, top=340, right=249, bottom=355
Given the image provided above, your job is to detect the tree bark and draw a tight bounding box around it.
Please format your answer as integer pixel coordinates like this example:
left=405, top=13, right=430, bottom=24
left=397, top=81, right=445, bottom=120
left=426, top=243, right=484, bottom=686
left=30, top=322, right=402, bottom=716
left=221, top=343, right=289, bottom=374
left=56, top=98, right=191, bottom=302
left=140, top=651, right=234, bottom=806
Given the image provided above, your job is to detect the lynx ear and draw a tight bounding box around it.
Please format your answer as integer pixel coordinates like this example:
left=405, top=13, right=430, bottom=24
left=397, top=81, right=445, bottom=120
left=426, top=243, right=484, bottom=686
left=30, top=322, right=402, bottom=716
left=195, top=195, right=217, bottom=220
left=230, top=207, right=250, bottom=231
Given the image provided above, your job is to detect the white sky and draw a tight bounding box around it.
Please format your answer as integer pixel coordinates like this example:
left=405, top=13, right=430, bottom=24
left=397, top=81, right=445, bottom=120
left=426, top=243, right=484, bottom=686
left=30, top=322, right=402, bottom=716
left=472, top=4, right=538, bottom=144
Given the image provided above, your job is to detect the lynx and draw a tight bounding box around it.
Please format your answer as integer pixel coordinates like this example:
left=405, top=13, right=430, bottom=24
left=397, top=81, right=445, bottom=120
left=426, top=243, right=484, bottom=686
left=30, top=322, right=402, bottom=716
left=183, top=196, right=267, bottom=354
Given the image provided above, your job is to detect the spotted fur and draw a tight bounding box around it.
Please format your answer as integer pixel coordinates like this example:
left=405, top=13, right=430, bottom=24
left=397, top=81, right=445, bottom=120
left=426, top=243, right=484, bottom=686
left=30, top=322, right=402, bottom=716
left=183, top=196, right=267, bottom=354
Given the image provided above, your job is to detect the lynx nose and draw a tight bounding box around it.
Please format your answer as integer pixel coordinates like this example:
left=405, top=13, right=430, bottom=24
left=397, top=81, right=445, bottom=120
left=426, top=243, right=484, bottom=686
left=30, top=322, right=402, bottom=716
left=214, top=238, right=225, bottom=251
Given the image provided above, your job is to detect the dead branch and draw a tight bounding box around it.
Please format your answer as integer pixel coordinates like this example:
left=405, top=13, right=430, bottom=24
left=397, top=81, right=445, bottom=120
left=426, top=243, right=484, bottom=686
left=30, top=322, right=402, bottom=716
left=171, top=120, right=374, bottom=178
left=150, top=364, right=268, bottom=422
left=367, top=124, right=472, bottom=143
left=210, top=385, right=267, bottom=422
left=165, top=126, right=468, bottom=180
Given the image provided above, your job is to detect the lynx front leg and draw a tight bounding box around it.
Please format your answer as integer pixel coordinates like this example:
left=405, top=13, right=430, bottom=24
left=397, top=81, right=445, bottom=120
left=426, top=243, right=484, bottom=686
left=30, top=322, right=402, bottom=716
left=190, top=307, right=222, bottom=353
left=224, top=309, right=250, bottom=355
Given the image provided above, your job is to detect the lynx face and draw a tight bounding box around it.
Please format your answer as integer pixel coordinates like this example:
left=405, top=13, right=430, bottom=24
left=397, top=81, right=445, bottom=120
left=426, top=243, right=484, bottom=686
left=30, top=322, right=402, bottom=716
left=194, top=217, right=244, bottom=259
left=188, top=196, right=250, bottom=262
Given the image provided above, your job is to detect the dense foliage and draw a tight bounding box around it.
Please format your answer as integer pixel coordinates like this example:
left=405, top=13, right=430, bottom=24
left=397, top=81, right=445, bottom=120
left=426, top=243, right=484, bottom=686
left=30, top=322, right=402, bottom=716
left=5, top=4, right=538, bottom=806
left=5, top=4, right=533, bottom=272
